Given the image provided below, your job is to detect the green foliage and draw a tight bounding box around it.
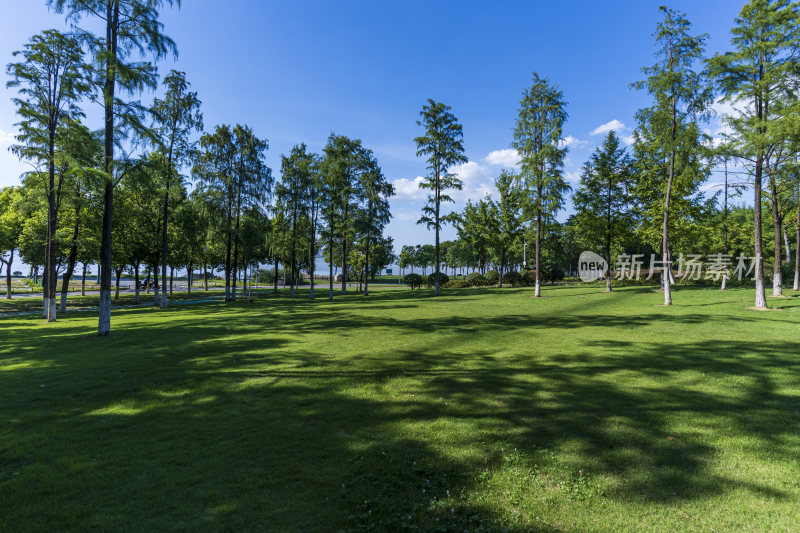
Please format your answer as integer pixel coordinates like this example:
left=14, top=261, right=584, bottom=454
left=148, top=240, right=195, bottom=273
left=513, top=72, right=570, bottom=292
left=484, top=269, right=499, bottom=285
left=425, top=272, right=449, bottom=288
left=465, top=272, right=489, bottom=287
left=442, top=278, right=470, bottom=288
left=630, top=6, right=713, bottom=254
left=415, top=99, right=468, bottom=295
left=502, top=270, right=522, bottom=287
left=573, top=131, right=634, bottom=266
left=521, top=269, right=538, bottom=286
left=402, top=272, right=422, bottom=289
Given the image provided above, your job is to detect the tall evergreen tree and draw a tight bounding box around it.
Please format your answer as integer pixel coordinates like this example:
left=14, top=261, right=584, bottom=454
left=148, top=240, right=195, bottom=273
left=356, top=151, right=394, bottom=296
left=632, top=6, right=712, bottom=305
left=50, top=0, right=179, bottom=334
left=491, top=170, right=524, bottom=287
left=277, top=144, right=313, bottom=298
left=708, top=0, right=800, bottom=307
left=573, top=131, right=634, bottom=292
left=512, top=73, right=570, bottom=297
left=6, top=30, right=88, bottom=321
left=150, top=69, right=202, bottom=309
left=414, top=99, right=468, bottom=296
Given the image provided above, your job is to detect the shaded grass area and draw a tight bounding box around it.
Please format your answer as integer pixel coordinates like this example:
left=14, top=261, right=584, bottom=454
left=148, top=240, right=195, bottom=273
left=1, top=286, right=799, bottom=531
left=0, top=288, right=235, bottom=314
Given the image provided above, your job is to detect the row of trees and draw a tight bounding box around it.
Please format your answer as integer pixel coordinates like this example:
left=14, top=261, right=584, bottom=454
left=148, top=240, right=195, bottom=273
left=2, top=0, right=798, bottom=328
left=1, top=0, right=395, bottom=333
left=410, top=1, right=800, bottom=309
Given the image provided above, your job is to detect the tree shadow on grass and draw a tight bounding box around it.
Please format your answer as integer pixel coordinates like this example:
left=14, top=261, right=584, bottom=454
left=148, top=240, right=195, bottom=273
left=1, top=289, right=799, bottom=530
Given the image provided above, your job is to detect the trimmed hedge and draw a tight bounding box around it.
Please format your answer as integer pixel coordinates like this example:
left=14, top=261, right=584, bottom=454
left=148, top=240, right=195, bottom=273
left=443, top=279, right=470, bottom=288
left=484, top=270, right=499, bottom=285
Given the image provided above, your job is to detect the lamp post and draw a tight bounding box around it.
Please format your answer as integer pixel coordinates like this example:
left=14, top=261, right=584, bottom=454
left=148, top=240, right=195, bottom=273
left=523, top=242, right=527, bottom=269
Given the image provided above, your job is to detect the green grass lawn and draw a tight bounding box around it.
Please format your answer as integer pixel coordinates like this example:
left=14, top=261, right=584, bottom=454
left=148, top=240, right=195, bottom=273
left=1, top=286, right=798, bottom=531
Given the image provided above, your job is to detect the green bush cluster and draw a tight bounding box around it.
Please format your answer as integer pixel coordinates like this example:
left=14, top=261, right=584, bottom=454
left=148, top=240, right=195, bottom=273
left=502, top=271, right=522, bottom=286
left=443, top=279, right=470, bottom=288
left=403, top=273, right=423, bottom=289
left=465, top=272, right=489, bottom=286
left=425, top=272, right=450, bottom=288
left=484, top=270, right=499, bottom=285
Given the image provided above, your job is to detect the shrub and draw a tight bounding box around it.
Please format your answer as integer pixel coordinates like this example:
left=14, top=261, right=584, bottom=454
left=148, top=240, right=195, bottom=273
left=403, top=273, right=423, bottom=289
left=548, top=266, right=565, bottom=283
left=521, top=269, right=538, bottom=286
left=465, top=272, right=489, bottom=287
left=443, top=279, right=470, bottom=288
left=502, top=270, right=521, bottom=287
left=484, top=270, right=499, bottom=285
left=425, top=272, right=450, bottom=288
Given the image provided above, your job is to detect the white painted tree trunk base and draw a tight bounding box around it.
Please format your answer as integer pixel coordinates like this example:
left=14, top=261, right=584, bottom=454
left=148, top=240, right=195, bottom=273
left=754, top=279, right=767, bottom=309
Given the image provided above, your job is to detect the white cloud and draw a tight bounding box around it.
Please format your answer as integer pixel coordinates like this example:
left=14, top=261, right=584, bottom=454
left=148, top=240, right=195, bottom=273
left=559, top=135, right=589, bottom=149
left=448, top=161, right=495, bottom=202
left=591, top=119, right=626, bottom=136
left=565, top=170, right=582, bottom=185
left=0, top=129, right=16, bottom=145
left=391, top=176, right=427, bottom=200
left=484, top=148, right=520, bottom=168
left=394, top=209, right=419, bottom=222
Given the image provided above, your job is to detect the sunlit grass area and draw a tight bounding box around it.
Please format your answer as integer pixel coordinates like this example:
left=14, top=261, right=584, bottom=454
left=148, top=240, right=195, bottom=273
left=1, top=286, right=799, bottom=531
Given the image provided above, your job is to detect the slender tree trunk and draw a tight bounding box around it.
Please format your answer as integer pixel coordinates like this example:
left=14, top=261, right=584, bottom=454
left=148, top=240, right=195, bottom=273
left=60, top=249, right=77, bottom=313
left=605, top=184, right=613, bottom=292
left=224, top=215, right=232, bottom=301
left=794, top=217, right=799, bottom=291
left=160, top=184, right=169, bottom=309
left=499, top=253, right=505, bottom=288
left=341, top=215, right=348, bottom=295
left=153, top=263, right=160, bottom=305
left=329, top=227, right=334, bottom=300
left=435, top=179, right=441, bottom=296
left=98, top=2, right=119, bottom=335
left=364, top=230, right=371, bottom=296
left=273, top=256, right=279, bottom=294
left=721, top=160, right=729, bottom=290
left=309, top=230, right=316, bottom=300
left=169, top=265, right=174, bottom=296
left=290, top=208, right=297, bottom=298
left=661, top=101, right=677, bottom=306
left=534, top=184, right=542, bottom=298
left=203, top=264, right=208, bottom=291
left=4, top=250, right=12, bottom=299
left=114, top=267, right=122, bottom=299
left=42, top=263, right=49, bottom=319
left=753, top=156, right=767, bottom=308
left=60, top=208, right=81, bottom=312
left=45, top=127, right=57, bottom=322
left=134, top=262, right=140, bottom=304
left=81, top=262, right=86, bottom=297
left=232, top=196, right=241, bottom=302
left=769, top=173, right=783, bottom=296
left=794, top=199, right=800, bottom=291
left=187, top=262, right=192, bottom=297
left=605, top=231, right=612, bottom=293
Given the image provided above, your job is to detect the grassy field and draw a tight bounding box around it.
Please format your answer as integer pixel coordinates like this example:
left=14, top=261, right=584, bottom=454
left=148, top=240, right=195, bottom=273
left=1, top=285, right=798, bottom=531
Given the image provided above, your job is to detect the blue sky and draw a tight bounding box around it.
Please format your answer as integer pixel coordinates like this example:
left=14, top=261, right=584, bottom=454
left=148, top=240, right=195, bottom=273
left=0, top=0, right=744, bottom=251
